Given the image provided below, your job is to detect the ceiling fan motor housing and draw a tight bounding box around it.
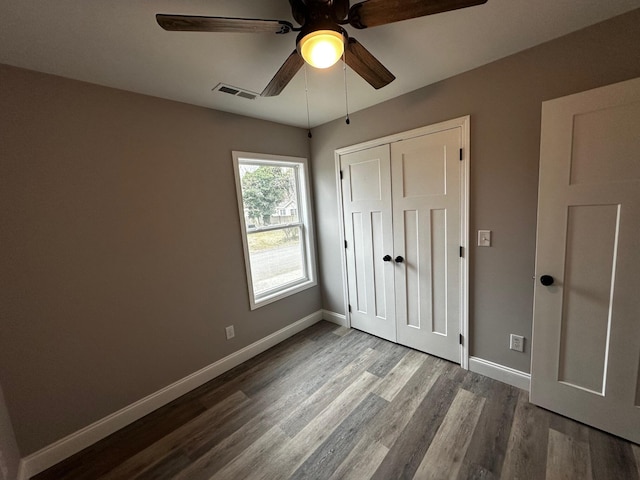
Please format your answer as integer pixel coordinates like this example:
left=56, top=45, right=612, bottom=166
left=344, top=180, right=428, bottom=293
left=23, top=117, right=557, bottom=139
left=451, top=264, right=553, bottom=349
left=290, top=0, right=350, bottom=25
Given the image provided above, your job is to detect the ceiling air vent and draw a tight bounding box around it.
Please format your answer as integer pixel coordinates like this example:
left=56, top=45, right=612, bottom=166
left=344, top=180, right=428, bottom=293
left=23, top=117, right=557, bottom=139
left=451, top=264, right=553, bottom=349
left=213, top=83, right=258, bottom=100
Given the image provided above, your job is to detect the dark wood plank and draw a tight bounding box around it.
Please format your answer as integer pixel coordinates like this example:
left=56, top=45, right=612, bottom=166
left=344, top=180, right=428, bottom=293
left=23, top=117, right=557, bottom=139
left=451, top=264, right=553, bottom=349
left=413, top=388, right=486, bottom=478
left=546, top=427, right=592, bottom=480
left=365, top=337, right=410, bottom=377
left=207, top=425, right=289, bottom=480
left=33, top=393, right=208, bottom=480
left=295, top=329, right=382, bottom=397
left=589, top=427, right=639, bottom=480
left=329, top=437, right=389, bottom=480
left=289, top=392, right=388, bottom=479
left=184, top=329, right=379, bottom=461
left=368, top=355, right=449, bottom=449
left=133, top=449, right=191, bottom=480
left=279, top=347, right=380, bottom=437
left=175, top=348, right=381, bottom=480
left=458, top=376, right=519, bottom=479
left=371, top=373, right=461, bottom=480
left=372, top=349, right=426, bottom=401
left=549, top=410, right=591, bottom=445
left=500, top=390, right=551, bottom=480
left=253, top=371, right=382, bottom=480
left=170, top=335, right=371, bottom=477
left=332, top=325, right=351, bottom=337
left=171, top=414, right=275, bottom=480
left=100, top=391, right=250, bottom=479
left=463, top=464, right=497, bottom=480
left=190, top=374, right=311, bottom=455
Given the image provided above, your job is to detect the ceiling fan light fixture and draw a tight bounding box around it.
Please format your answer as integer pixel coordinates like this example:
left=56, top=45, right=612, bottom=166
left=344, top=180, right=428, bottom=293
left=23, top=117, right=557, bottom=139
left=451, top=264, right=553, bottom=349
left=298, top=29, right=345, bottom=69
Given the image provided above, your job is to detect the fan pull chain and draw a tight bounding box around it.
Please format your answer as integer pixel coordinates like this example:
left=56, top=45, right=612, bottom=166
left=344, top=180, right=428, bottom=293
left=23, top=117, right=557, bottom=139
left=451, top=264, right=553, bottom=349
left=304, top=64, right=312, bottom=138
left=343, top=49, right=350, bottom=125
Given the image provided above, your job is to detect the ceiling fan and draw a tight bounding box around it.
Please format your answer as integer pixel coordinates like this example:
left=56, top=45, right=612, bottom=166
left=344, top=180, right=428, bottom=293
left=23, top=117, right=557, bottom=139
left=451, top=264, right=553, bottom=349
left=157, top=0, right=488, bottom=97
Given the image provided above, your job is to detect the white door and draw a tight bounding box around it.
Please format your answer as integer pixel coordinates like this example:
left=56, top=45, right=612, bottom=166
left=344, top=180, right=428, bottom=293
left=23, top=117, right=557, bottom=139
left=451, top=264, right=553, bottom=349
left=392, top=128, right=462, bottom=363
left=341, top=145, right=396, bottom=342
left=340, top=118, right=467, bottom=363
left=531, top=77, right=640, bottom=443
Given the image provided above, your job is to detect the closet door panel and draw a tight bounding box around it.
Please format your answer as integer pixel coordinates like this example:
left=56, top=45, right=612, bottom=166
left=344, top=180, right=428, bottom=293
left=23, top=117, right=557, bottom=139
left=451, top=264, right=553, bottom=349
left=341, top=145, right=396, bottom=341
left=393, top=127, right=462, bottom=363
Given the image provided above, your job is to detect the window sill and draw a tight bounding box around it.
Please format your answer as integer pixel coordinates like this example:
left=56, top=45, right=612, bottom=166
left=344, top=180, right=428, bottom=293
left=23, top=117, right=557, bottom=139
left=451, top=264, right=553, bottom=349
left=250, top=278, right=317, bottom=310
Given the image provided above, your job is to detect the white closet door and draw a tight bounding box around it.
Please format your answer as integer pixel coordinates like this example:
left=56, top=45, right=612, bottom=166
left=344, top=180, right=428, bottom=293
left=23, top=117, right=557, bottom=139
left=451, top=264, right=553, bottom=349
left=392, top=128, right=462, bottom=363
left=341, top=145, right=396, bottom=342
left=531, top=77, right=640, bottom=443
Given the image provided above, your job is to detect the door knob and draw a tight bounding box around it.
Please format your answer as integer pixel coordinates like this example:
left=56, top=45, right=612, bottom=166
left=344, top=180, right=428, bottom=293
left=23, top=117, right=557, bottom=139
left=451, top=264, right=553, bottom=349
left=540, top=275, right=554, bottom=286
left=383, top=255, right=392, bottom=262
left=395, top=256, right=404, bottom=263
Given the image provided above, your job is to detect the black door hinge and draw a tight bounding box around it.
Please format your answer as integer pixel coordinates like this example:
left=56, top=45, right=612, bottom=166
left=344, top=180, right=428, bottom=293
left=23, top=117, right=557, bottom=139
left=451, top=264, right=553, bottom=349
left=348, top=304, right=352, bottom=313
left=459, top=148, right=463, bottom=161
left=459, top=334, right=463, bottom=345
left=459, top=246, right=464, bottom=258
left=340, top=170, right=343, bottom=180
left=344, top=240, right=348, bottom=248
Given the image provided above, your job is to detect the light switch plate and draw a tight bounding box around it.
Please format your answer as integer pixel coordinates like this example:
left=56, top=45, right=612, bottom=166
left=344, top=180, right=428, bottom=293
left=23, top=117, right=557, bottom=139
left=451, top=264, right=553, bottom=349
left=478, top=230, right=491, bottom=247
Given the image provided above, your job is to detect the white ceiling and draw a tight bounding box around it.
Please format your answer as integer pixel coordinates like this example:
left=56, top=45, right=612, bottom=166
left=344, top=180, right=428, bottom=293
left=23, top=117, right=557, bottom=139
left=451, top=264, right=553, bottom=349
left=1, top=0, right=638, bottom=128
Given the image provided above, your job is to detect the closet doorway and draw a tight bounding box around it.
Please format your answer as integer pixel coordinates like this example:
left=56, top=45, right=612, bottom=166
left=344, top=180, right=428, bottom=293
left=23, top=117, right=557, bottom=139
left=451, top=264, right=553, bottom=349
left=336, top=116, right=469, bottom=365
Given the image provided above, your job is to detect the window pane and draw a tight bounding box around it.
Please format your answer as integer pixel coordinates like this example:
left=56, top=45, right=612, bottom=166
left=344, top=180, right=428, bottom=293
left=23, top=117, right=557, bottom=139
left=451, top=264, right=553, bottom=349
left=247, top=227, right=305, bottom=296
left=239, top=164, right=299, bottom=227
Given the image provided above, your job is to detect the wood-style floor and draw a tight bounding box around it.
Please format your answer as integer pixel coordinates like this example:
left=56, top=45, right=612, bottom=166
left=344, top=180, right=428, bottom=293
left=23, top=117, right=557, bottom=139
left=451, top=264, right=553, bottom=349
left=35, top=321, right=640, bottom=480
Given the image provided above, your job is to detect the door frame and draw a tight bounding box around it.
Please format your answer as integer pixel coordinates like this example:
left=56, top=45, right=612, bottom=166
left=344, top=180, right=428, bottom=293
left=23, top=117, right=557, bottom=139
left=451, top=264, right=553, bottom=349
left=334, top=116, right=471, bottom=368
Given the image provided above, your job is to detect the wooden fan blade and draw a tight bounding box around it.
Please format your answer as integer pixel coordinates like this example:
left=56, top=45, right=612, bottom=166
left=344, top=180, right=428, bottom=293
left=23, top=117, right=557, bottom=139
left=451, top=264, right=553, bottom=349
left=261, top=50, right=305, bottom=97
left=344, top=38, right=395, bottom=89
left=348, top=0, right=488, bottom=29
left=156, top=14, right=294, bottom=34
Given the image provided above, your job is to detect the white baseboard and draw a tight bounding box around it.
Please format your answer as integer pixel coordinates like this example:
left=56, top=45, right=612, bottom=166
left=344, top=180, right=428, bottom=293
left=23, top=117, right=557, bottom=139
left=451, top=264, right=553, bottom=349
left=16, top=462, right=27, bottom=480
left=322, top=309, right=348, bottom=328
left=18, top=310, right=324, bottom=480
left=469, top=356, right=531, bottom=391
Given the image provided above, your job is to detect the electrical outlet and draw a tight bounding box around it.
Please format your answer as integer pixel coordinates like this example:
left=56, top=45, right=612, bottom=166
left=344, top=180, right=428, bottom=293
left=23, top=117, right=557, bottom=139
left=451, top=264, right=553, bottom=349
left=510, top=334, right=524, bottom=352
left=225, top=325, right=235, bottom=340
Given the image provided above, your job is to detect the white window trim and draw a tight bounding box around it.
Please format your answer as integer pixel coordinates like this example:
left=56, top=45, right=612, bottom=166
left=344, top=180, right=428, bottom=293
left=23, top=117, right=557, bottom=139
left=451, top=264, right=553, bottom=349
left=232, top=151, right=317, bottom=310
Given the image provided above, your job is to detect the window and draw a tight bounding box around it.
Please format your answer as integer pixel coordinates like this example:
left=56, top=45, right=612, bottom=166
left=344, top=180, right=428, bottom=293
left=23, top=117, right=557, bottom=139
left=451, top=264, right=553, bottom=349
left=232, top=152, right=317, bottom=309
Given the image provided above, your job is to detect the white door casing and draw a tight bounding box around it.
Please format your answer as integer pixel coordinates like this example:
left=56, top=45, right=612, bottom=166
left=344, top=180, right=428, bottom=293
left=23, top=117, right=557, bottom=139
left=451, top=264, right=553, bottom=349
left=337, top=117, right=469, bottom=365
left=531, top=77, right=640, bottom=443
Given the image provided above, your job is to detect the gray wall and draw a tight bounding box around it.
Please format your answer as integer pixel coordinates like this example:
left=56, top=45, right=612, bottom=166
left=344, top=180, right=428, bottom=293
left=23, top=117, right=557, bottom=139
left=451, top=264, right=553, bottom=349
left=2, top=8, right=640, bottom=460
left=311, top=9, right=640, bottom=374
left=0, top=64, right=321, bottom=455
left=0, top=384, right=20, bottom=480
